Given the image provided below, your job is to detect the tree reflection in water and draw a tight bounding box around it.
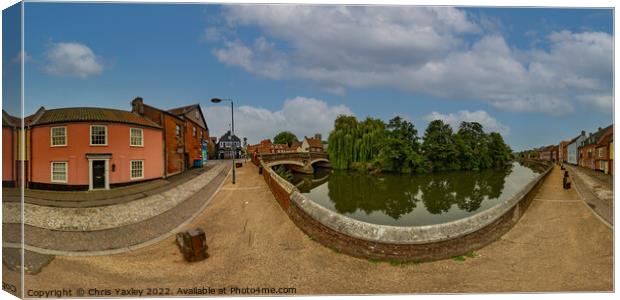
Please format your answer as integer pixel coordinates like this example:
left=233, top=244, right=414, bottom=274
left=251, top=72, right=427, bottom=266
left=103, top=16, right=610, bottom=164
left=293, top=164, right=516, bottom=221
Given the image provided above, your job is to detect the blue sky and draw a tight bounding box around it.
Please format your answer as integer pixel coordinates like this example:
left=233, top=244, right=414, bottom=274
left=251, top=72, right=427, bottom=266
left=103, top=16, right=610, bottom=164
left=2, top=3, right=613, bottom=150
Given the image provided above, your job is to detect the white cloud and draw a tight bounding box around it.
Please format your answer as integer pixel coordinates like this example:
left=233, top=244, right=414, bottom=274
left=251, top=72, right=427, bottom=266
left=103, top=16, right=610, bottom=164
left=11, top=51, right=32, bottom=64
left=204, top=96, right=353, bottom=144
left=210, top=6, right=612, bottom=116
left=42, top=42, right=104, bottom=78
left=423, top=110, right=510, bottom=135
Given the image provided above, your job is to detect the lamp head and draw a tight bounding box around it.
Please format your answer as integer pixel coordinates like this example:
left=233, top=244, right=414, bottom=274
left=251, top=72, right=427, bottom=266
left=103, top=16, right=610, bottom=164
left=210, top=98, right=222, bottom=103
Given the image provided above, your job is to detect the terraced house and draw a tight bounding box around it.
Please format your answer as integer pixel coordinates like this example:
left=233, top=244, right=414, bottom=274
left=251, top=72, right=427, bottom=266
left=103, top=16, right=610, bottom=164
left=28, top=107, right=164, bottom=190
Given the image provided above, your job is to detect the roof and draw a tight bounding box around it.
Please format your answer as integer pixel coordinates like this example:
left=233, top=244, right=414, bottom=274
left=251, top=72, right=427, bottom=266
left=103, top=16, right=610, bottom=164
left=2, top=110, right=17, bottom=127
left=581, top=125, right=612, bottom=147
left=290, top=141, right=302, bottom=149
left=305, top=136, right=323, bottom=148
left=167, top=104, right=198, bottom=116
left=167, top=104, right=208, bottom=130
left=218, top=130, right=241, bottom=143
left=33, top=107, right=161, bottom=128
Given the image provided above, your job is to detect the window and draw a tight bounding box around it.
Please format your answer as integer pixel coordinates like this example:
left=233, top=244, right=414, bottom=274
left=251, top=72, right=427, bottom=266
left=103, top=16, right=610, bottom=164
left=200, top=131, right=203, bottom=139
left=598, top=147, right=605, bottom=158
left=130, top=128, right=143, bottom=146
left=51, top=127, right=66, bottom=146
left=176, top=125, right=181, bottom=137
left=51, top=162, right=68, bottom=183
left=193, top=126, right=197, bottom=137
left=130, top=160, right=144, bottom=180
left=90, top=125, right=107, bottom=145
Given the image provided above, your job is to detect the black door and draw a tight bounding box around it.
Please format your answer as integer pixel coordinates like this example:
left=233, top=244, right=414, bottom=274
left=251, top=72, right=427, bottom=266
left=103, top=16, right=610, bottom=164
left=93, top=160, right=106, bottom=189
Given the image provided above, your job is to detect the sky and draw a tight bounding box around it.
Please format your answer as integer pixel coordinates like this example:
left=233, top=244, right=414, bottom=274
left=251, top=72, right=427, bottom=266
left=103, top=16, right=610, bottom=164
left=2, top=2, right=613, bottom=151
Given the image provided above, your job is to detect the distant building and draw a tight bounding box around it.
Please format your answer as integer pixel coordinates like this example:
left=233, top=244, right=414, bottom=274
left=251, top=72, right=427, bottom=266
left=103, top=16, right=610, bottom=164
left=566, top=131, right=587, bottom=165
left=558, top=140, right=570, bottom=163
left=301, top=134, right=324, bottom=153
left=217, top=131, right=242, bottom=159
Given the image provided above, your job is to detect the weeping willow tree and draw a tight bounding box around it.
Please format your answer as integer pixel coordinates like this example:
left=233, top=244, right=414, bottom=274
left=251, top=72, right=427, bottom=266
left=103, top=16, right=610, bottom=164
left=327, top=116, right=360, bottom=169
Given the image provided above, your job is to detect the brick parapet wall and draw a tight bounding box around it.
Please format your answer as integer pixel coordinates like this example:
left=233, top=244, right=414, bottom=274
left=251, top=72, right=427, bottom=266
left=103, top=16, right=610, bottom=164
left=261, top=160, right=552, bottom=261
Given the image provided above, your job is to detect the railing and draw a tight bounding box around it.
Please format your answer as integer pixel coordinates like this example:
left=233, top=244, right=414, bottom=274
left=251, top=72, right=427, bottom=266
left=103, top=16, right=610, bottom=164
left=258, top=152, right=328, bottom=163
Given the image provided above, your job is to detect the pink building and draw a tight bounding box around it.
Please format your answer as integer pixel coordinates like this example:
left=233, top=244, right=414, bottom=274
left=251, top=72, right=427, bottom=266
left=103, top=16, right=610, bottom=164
left=29, top=107, right=164, bottom=190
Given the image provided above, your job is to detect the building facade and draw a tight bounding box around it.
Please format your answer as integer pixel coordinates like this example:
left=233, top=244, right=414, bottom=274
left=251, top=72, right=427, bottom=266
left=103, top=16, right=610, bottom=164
left=558, top=140, right=569, bottom=163
left=168, top=104, right=210, bottom=168
left=217, top=131, right=242, bottom=159
left=301, top=134, right=324, bottom=153
left=566, top=131, right=587, bottom=165
left=132, top=97, right=186, bottom=177
left=594, top=126, right=613, bottom=174
left=29, top=107, right=164, bottom=190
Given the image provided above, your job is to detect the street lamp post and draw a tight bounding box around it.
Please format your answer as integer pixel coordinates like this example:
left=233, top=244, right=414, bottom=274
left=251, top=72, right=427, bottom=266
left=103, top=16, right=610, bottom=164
left=211, top=98, right=236, bottom=184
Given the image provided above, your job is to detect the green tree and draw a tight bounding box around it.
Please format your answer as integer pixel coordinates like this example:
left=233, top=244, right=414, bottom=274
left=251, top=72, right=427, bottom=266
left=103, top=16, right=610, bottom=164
left=487, top=132, right=513, bottom=167
left=378, top=116, right=423, bottom=173
left=273, top=131, right=298, bottom=146
left=422, top=120, right=460, bottom=171
left=455, top=121, right=487, bottom=171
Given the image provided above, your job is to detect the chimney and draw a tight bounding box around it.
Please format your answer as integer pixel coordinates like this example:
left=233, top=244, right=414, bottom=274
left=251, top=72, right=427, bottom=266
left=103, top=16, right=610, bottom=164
left=131, top=97, right=144, bottom=114
left=598, top=127, right=602, bottom=132
left=581, top=130, right=586, bottom=136
left=314, top=133, right=322, bottom=141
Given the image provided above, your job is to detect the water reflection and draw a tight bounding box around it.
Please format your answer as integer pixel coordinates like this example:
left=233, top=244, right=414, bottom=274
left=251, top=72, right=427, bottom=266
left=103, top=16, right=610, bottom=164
left=292, top=162, right=540, bottom=226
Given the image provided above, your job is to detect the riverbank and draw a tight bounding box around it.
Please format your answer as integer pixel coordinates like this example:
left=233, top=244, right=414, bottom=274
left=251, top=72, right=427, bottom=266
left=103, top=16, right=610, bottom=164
left=7, top=163, right=612, bottom=294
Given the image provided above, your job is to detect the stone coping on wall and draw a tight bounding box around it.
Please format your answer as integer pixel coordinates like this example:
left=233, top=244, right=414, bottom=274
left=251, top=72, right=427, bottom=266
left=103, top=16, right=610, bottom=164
left=269, top=160, right=552, bottom=245
left=2, top=162, right=229, bottom=231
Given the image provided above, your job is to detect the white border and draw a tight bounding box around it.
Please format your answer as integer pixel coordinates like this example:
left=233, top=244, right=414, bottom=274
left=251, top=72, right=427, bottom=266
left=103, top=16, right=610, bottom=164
left=89, top=124, right=108, bottom=146
left=129, top=127, right=144, bottom=147
left=50, top=126, right=67, bottom=147
left=50, top=161, right=68, bottom=183
left=130, top=159, right=144, bottom=180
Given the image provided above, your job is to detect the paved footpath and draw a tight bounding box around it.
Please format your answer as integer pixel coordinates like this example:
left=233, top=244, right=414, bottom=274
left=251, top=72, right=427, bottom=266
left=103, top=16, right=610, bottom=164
left=564, top=164, right=613, bottom=227
left=3, top=164, right=612, bottom=296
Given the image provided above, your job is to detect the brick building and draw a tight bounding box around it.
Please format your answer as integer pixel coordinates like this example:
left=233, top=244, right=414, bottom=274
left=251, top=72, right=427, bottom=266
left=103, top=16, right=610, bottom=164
left=28, top=107, right=164, bottom=190
left=167, top=104, right=210, bottom=168
left=131, top=97, right=186, bottom=177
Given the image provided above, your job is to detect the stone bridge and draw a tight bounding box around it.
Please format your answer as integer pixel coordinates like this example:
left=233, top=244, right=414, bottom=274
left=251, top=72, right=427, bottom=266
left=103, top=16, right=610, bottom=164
left=259, top=152, right=331, bottom=174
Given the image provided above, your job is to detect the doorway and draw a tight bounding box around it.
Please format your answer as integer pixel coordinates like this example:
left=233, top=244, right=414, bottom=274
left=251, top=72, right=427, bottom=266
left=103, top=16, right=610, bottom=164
left=92, top=160, right=106, bottom=189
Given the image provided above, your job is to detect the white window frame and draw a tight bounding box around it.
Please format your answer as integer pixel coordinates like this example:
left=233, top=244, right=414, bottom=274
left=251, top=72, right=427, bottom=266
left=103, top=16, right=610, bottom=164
left=50, top=161, right=68, bottom=183
left=130, top=128, right=144, bottom=147
left=50, top=126, right=67, bottom=147
left=130, top=160, right=144, bottom=180
left=193, top=126, right=197, bottom=137
left=90, top=125, right=108, bottom=146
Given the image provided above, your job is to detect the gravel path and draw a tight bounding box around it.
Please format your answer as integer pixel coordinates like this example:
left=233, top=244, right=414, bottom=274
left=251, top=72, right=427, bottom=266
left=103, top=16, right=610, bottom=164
left=3, top=164, right=612, bottom=295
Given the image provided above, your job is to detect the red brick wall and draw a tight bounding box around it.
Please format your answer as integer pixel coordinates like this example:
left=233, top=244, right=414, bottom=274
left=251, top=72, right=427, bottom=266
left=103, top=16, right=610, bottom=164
left=163, top=115, right=185, bottom=176
left=184, top=119, right=208, bottom=166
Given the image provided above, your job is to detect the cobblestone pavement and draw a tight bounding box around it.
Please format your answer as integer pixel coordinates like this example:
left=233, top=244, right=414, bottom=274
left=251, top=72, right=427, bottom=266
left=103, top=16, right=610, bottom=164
left=1, top=161, right=230, bottom=256
left=3, top=164, right=612, bottom=295
left=564, top=164, right=613, bottom=226
left=3, top=162, right=228, bottom=231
